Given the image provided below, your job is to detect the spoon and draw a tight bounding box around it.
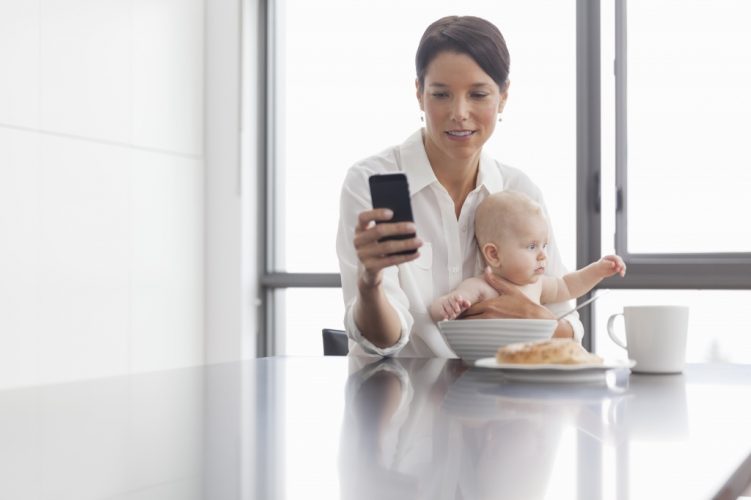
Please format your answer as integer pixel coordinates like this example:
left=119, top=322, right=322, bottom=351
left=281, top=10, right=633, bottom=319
left=556, top=290, right=611, bottom=320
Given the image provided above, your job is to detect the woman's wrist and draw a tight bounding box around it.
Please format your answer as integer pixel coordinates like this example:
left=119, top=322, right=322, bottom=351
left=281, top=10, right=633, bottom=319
left=358, top=275, right=382, bottom=298
left=552, top=319, right=575, bottom=339
left=528, top=302, right=555, bottom=320
left=530, top=304, right=573, bottom=337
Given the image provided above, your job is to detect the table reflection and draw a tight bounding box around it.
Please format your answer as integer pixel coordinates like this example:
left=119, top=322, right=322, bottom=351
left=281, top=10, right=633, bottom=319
left=339, top=357, right=696, bottom=500
left=619, top=373, right=689, bottom=440
left=339, top=357, right=453, bottom=500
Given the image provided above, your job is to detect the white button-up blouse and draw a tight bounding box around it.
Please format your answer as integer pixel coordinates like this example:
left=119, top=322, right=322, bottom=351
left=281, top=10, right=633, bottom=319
left=336, top=130, right=583, bottom=357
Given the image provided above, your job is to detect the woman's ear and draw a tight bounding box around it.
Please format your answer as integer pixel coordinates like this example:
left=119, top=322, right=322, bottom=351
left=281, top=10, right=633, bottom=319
left=498, top=79, right=510, bottom=113
left=415, top=79, right=424, bottom=111
left=482, top=243, right=502, bottom=268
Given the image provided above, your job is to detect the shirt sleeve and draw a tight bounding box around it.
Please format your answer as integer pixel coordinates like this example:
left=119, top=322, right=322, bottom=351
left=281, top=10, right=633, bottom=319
left=336, top=166, right=415, bottom=356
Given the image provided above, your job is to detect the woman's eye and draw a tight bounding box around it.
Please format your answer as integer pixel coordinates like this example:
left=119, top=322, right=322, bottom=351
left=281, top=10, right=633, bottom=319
left=432, top=92, right=448, bottom=99
left=471, top=93, right=489, bottom=99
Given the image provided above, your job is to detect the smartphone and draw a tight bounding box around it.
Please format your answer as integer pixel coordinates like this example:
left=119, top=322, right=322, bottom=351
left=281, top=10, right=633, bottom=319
left=368, top=173, right=417, bottom=255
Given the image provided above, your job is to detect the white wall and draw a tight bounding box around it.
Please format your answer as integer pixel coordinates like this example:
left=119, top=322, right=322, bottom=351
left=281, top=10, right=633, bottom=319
left=204, top=0, right=259, bottom=364
left=0, top=0, right=206, bottom=390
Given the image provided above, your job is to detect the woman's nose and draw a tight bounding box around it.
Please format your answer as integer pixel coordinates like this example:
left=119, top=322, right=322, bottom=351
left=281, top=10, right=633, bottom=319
left=451, top=98, right=469, bottom=122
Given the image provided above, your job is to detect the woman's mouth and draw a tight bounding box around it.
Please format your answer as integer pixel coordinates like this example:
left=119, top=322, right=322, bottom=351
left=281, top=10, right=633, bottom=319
left=445, top=130, right=476, bottom=140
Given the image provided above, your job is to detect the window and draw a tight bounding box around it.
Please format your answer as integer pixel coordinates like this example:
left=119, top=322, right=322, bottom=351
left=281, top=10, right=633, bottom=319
left=621, top=1, right=751, bottom=255
left=591, top=0, right=751, bottom=355
left=611, top=0, right=751, bottom=287
left=261, top=1, right=751, bottom=357
left=265, top=0, right=577, bottom=355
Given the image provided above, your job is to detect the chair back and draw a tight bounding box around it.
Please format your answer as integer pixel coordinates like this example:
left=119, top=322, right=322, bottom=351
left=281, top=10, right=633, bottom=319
left=322, top=328, right=349, bottom=356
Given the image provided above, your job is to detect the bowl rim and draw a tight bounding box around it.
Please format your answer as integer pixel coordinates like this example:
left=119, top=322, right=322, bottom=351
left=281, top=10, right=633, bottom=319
left=438, top=318, right=558, bottom=325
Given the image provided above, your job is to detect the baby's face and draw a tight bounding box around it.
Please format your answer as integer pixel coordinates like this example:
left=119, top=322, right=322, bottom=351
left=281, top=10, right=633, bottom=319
left=495, top=214, right=549, bottom=285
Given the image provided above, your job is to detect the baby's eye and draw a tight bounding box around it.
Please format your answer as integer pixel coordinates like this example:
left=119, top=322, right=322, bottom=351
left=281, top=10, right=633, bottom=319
left=528, top=243, right=537, bottom=250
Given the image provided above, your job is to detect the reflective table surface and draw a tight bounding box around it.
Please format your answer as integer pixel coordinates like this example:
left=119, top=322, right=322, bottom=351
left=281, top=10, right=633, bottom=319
left=1, top=357, right=751, bottom=500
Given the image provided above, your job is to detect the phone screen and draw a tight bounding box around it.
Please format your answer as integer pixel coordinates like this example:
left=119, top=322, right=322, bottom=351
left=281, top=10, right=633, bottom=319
left=368, top=173, right=417, bottom=255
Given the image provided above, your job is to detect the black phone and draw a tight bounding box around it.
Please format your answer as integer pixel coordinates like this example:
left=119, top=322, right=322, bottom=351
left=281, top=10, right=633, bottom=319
left=368, top=173, right=417, bottom=255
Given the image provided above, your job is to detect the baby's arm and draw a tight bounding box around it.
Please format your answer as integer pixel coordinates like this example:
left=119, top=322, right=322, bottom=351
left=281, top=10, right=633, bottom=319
left=430, top=276, right=498, bottom=322
left=541, top=255, right=626, bottom=304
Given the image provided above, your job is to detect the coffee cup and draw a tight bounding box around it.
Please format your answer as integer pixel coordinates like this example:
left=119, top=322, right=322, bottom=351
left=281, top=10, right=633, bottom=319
left=606, top=305, right=689, bottom=374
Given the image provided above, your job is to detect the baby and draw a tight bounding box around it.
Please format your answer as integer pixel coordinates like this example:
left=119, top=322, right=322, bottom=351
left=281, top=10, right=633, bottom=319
left=430, top=191, right=626, bottom=322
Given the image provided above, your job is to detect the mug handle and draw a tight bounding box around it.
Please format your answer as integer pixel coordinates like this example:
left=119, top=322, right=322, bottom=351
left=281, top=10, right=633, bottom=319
left=607, top=313, right=628, bottom=350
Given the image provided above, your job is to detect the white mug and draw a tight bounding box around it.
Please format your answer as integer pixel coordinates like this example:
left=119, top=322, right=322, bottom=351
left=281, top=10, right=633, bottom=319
left=607, top=305, right=689, bottom=374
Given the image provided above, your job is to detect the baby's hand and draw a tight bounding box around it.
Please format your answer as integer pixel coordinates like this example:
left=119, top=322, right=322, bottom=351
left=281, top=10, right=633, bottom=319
left=439, top=293, right=472, bottom=320
left=598, top=255, right=626, bottom=277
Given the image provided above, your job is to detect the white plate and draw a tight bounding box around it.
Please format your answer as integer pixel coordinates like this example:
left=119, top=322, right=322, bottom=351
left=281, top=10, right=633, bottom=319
left=474, top=358, right=636, bottom=383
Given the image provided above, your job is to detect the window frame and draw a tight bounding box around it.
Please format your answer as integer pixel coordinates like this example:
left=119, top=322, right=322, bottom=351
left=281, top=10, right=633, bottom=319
left=258, top=0, right=340, bottom=357
left=609, top=0, right=751, bottom=290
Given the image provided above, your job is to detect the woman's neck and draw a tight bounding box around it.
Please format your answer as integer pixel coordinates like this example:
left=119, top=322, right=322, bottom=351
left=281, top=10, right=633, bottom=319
left=423, top=136, right=481, bottom=218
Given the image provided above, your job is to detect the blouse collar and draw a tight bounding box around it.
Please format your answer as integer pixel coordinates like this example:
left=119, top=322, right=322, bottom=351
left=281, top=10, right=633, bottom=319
left=399, top=129, right=505, bottom=197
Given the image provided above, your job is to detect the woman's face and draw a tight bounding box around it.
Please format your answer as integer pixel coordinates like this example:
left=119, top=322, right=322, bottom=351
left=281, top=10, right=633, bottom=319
left=417, top=51, right=508, bottom=164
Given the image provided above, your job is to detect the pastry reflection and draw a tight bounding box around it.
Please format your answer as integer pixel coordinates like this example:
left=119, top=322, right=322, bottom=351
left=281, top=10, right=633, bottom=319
left=445, top=368, right=629, bottom=433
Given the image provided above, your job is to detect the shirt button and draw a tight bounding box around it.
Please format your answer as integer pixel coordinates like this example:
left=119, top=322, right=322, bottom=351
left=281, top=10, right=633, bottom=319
left=449, top=266, right=460, bottom=273
left=461, top=225, right=467, bottom=232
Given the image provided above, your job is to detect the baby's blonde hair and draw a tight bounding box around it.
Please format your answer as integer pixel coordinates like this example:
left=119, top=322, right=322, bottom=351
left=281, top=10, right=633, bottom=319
left=474, top=190, right=544, bottom=247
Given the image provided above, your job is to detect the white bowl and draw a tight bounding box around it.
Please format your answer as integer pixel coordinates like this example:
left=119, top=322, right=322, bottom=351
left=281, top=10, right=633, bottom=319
left=438, top=318, right=557, bottom=362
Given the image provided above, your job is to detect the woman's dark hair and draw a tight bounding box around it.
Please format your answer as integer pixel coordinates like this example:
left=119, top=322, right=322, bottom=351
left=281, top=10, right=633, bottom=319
left=415, top=16, right=510, bottom=91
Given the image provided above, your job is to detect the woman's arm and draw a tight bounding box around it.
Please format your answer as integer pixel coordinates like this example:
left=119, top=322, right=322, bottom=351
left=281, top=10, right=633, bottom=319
left=462, top=268, right=575, bottom=339
left=349, top=208, right=423, bottom=349
left=337, top=165, right=425, bottom=354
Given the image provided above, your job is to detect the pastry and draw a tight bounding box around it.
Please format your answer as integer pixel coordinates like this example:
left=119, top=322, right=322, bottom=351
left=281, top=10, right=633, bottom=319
left=496, top=339, right=603, bottom=365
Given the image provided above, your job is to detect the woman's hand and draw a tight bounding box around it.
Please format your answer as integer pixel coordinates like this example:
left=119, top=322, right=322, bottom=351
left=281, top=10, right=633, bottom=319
left=462, top=267, right=574, bottom=338
left=354, top=208, right=422, bottom=290
left=461, top=267, right=555, bottom=320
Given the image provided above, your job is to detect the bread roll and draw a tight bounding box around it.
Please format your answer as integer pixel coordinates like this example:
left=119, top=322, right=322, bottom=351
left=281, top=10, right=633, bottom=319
left=496, top=339, right=603, bottom=365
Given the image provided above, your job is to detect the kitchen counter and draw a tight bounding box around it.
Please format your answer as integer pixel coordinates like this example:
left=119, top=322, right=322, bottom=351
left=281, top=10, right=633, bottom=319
left=1, top=357, right=750, bottom=499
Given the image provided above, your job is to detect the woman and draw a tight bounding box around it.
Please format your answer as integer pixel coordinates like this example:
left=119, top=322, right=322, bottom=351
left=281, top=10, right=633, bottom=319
left=336, top=15, right=582, bottom=357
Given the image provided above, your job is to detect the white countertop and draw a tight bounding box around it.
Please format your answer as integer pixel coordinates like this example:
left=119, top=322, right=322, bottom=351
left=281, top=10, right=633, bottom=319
left=1, top=358, right=750, bottom=499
